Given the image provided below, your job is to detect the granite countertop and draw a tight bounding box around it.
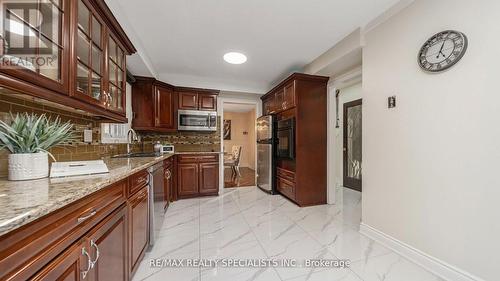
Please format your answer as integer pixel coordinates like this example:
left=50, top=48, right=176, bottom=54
left=0, top=153, right=175, bottom=237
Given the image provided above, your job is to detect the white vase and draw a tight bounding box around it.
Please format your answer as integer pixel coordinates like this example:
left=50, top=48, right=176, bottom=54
left=8, top=152, right=49, bottom=181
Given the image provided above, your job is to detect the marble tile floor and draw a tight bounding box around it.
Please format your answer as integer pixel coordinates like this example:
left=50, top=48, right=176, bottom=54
left=132, top=186, right=444, bottom=281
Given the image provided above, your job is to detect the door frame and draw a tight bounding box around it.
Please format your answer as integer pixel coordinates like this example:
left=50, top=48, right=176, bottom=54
left=218, top=97, right=262, bottom=193
left=343, top=98, right=362, bottom=192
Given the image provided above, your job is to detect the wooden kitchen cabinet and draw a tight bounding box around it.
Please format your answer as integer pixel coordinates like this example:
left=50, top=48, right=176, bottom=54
left=0, top=0, right=135, bottom=123
left=106, top=34, right=127, bottom=114
left=177, top=154, right=219, bottom=199
left=0, top=0, right=70, bottom=95
left=178, top=91, right=198, bottom=110
left=198, top=93, right=217, bottom=111
left=262, top=95, right=275, bottom=115
left=32, top=206, right=128, bottom=281
left=87, top=205, right=128, bottom=281
left=283, top=81, right=296, bottom=110
left=73, top=0, right=127, bottom=115
left=177, top=88, right=218, bottom=111
left=262, top=73, right=329, bottom=206
left=128, top=186, right=149, bottom=276
left=30, top=239, right=87, bottom=281
left=132, top=77, right=177, bottom=132
left=155, top=85, right=176, bottom=129
left=177, top=163, right=199, bottom=197
left=199, top=162, right=219, bottom=195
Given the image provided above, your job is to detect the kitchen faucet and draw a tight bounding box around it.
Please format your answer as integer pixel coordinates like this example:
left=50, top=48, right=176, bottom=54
left=127, top=128, right=139, bottom=154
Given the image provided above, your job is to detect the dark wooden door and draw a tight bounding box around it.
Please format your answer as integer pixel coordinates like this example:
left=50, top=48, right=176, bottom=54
left=128, top=186, right=149, bottom=275
left=199, top=163, right=219, bottom=195
left=30, top=240, right=86, bottom=281
left=283, top=82, right=296, bottom=109
left=343, top=99, right=362, bottom=192
left=87, top=205, right=127, bottom=281
left=178, top=91, right=198, bottom=110
left=155, top=86, right=176, bottom=129
left=198, top=93, right=217, bottom=111
left=163, top=165, right=172, bottom=209
left=177, top=163, right=199, bottom=197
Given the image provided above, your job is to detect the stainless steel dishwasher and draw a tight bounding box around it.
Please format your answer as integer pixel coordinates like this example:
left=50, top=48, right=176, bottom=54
left=148, top=162, right=165, bottom=246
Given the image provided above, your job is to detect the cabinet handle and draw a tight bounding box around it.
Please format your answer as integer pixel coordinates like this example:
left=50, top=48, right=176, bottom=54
left=81, top=247, right=92, bottom=279
left=77, top=209, right=97, bottom=223
left=90, top=239, right=100, bottom=267
left=136, top=176, right=148, bottom=186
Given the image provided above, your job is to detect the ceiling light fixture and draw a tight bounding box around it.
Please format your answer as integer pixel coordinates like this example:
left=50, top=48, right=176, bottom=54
left=223, top=52, right=247, bottom=64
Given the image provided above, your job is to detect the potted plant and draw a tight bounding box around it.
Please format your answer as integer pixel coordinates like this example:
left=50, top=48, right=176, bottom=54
left=0, top=113, right=74, bottom=181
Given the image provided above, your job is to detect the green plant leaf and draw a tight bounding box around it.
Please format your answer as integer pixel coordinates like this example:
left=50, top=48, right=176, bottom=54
left=0, top=112, right=75, bottom=154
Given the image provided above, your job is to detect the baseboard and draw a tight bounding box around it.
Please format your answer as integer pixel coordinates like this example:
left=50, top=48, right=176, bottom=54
left=359, top=223, right=484, bottom=281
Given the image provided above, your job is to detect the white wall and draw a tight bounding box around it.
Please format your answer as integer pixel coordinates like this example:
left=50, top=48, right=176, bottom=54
left=362, top=0, right=500, bottom=280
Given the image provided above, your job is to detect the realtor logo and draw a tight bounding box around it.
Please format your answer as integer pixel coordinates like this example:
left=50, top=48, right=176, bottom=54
left=0, top=0, right=58, bottom=71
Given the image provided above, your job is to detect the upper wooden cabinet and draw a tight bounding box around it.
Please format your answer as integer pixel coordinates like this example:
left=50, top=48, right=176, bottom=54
left=72, top=0, right=126, bottom=115
left=177, top=88, right=218, bottom=111
left=132, top=77, right=177, bottom=132
left=155, top=85, right=175, bottom=128
left=262, top=81, right=296, bottom=115
left=178, top=91, right=198, bottom=110
left=198, top=93, right=217, bottom=111
left=0, top=0, right=135, bottom=122
left=132, top=78, right=219, bottom=132
left=0, top=0, right=71, bottom=94
left=262, top=95, right=275, bottom=115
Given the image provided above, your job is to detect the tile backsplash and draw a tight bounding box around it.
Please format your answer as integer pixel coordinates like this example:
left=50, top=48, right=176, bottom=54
left=0, top=90, right=221, bottom=177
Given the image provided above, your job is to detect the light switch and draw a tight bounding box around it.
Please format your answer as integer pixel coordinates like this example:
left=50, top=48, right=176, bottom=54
left=388, top=96, right=396, bottom=108
left=83, top=129, right=93, bottom=143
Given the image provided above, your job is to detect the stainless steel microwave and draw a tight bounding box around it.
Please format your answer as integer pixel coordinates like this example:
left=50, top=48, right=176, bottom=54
left=178, top=110, right=217, bottom=131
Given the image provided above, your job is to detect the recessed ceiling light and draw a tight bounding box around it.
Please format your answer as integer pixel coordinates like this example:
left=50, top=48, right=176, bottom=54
left=223, top=52, right=247, bottom=64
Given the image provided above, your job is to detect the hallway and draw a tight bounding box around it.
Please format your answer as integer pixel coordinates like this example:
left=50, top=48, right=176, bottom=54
left=132, top=187, right=442, bottom=281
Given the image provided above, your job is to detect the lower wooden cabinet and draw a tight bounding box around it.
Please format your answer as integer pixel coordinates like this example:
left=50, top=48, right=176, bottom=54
left=128, top=186, right=149, bottom=276
left=31, top=205, right=128, bottom=281
left=30, top=240, right=87, bottom=281
left=178, top=163, right=199, bottom=197
left=87, top=205, right=128, bottom=281
left=177, top=154, right=219, bottom=198
left=199, top=162, right=219, bottom=195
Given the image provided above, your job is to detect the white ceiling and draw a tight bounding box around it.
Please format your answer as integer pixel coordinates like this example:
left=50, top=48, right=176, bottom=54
left=223, top=103, right=256, bottom=113
left=106, top=0, right=401, bottom=93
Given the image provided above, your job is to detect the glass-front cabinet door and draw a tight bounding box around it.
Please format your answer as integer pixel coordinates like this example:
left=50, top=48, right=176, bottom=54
left=0, top=0, right=69, bottom=93
left=105, top=35, right=125, bottom=113
left=74, top=0, right=103, bottom=105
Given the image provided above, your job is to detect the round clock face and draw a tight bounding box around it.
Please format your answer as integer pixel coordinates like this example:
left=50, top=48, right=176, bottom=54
left=418, top=30, right=468, bottom=72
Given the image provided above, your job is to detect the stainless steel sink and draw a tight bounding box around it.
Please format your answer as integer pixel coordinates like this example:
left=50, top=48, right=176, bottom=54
left=111, top=152, right=159, bottom=158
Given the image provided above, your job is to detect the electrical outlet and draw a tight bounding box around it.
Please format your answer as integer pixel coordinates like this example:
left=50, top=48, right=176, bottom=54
left=83, top=129, right=93, bottom=143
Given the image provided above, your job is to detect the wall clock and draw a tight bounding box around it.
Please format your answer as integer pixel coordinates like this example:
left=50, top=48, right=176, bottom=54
left=418, top=30, right=468, bottom=72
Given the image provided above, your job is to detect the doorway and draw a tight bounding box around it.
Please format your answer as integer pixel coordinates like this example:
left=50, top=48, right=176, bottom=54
left=222, top=102, right=257, bottom=188
left=343, top=99, right=362, bottom=191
